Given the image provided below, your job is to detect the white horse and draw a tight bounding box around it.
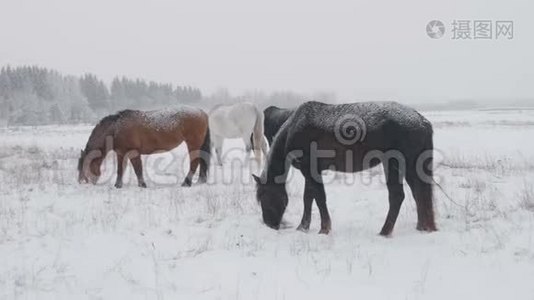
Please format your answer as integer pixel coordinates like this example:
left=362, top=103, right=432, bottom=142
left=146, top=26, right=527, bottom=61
left=209, top=102, right=268, bottom=165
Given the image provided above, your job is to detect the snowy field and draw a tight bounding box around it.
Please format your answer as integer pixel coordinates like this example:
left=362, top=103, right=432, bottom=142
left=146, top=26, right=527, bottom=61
left=1, top=109, right=533, bottom=299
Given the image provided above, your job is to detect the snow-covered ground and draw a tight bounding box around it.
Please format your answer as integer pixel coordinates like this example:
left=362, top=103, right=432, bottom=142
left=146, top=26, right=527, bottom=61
left=1, top=109, right=533, bottom=299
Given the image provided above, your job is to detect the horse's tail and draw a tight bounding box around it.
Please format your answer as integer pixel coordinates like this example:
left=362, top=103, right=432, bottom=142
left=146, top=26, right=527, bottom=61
left=199, top=126, right=211, bottom=182
left=420, top=130, right=437, bottom=231
left=252, top=107, right=268, bottom=161
left=406, top=124, right=437, bottom=232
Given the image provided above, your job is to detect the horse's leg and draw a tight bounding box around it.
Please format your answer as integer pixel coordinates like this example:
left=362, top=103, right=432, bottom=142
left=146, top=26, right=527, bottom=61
left=130, top=155, right=146, bottom=188
left=213, top=135, right=223, bottom=166
left=114, top=152, right=126, bottom=188
left=379, top=160, right=405, bottom=236
left=251, top=133, right=262, bottom=166
left=243, top=135, right=252, bottom=155
left=181, top=141, right=201, bottom=187
left=297, top=177, right=315, bottom=232
left=242, top=135, right=253, bottom=169
left=406, top=169, right=437, bottom=232
left=260, top=135, right=269, bottom=159
left=198, top=147, right=209, bottom=184
left=310, top=178, right=331, bottom=234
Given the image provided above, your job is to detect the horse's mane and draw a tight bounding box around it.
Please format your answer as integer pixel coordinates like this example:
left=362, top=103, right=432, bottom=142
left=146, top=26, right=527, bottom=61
left=85, top=110, right=136, bottom=151
left=261, top=116, right=293, bottom=184
left=209, top=103, right=225, bottom=113
left=96, top=110, right=135, bottom=127
left=209, top=102, right=240, bottom=114
left=209, top=102, right=257, bottom=114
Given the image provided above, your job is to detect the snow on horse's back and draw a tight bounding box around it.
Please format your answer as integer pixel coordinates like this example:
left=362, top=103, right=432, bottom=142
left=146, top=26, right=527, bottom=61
left=209, top=102, right=268, bottom=165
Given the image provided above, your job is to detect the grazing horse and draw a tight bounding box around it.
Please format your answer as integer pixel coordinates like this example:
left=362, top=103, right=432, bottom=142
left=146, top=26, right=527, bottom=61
left=253, top=101, right=437, bottom=236
left=261, top=106, right=294, bottom=146
left=209, top=102, right=268, bottom=165
left=78, top=106, right=211, bottom=188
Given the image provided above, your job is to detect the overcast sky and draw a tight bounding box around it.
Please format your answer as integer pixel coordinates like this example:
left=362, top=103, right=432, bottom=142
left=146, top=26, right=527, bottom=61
left=1, top=0, right=533, bottom=102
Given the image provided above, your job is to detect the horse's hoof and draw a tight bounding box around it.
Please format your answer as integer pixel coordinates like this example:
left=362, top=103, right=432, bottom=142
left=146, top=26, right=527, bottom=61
left=114, top=183, right=123, bottom=189
left=417, top=223, right=438, bottom=232
left=379, top=227, right=393, bottom=236
left=138, top=182, right=147, bottom=188
left=318, top=220, right=331, bottom=234
left=296, top=224, right=310, bottom=232
left=378, top=231, right=392, bottom=238
left=318, top=228, right=330, bottom=234
left=181, top=181, right=192, bottom=187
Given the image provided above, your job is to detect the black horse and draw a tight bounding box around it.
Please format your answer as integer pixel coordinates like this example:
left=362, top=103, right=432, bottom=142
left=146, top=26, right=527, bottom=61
left=249, top=106, right=294, bottom=149
left=262, top=106, right=294, bottom=145
left=253, top=101, right=437, bottom=236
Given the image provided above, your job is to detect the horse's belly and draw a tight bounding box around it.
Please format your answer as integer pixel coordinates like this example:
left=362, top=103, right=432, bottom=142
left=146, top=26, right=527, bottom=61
left=316, top=158, right=370, bottom=173
left=298, top=141, right=381, bottom=174
left=210, top=111, right=256, bottom=138
left=212, top=122, right=250, bottom=138
left=117, top=128, right=183, bottom=154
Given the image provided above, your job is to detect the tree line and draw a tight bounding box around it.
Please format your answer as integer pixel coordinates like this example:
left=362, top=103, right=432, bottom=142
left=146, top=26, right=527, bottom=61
left=0, top=65, right=202, bottom=126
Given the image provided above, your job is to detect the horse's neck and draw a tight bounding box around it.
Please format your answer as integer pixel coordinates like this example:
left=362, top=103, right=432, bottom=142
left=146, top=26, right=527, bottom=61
left=86, top=121, right=115, bottom=153
left=264, top=128, right=289, bottom=184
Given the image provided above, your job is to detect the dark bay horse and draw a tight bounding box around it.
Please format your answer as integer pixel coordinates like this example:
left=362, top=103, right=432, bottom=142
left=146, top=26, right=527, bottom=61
left=262, top=106, right=294, bottom=146
left=253, top=101, right=437, bottom=236
left=249, top=106, right=294, bottom=148
left=78, top=107, right=211, bottom=188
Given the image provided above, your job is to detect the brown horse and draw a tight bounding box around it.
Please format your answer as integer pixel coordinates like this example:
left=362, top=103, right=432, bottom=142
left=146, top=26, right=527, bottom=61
left=78, top=107, right=211, bottom=188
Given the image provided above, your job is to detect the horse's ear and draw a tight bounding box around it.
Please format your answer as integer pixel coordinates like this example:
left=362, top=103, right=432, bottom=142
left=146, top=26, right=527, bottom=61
left=80, top=149, right=84, bottom=156
left=252, top=174, right=261, bottom=184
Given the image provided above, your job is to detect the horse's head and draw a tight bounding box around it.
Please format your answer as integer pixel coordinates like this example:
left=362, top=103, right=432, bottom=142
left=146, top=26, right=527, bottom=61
left=253, top=174, right=288, bottom=230
left=78, top=149, right=103, bottom=184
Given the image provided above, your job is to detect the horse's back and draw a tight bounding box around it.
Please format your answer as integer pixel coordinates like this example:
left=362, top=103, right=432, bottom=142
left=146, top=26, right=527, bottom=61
left=213, top=102, right=258, bottom=117
left=263, top=106, right=294, bottom=143
left=264, top=106, right=293, bottom=124
left=209, top=102, right=259, bottom=137
left=291, top=101, right=431, bottom=136
left=112, top=106, right=208, bottom=153
left=118, top=106, right=206, bottom=132
left=282, top=101, right=433, bottom=167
